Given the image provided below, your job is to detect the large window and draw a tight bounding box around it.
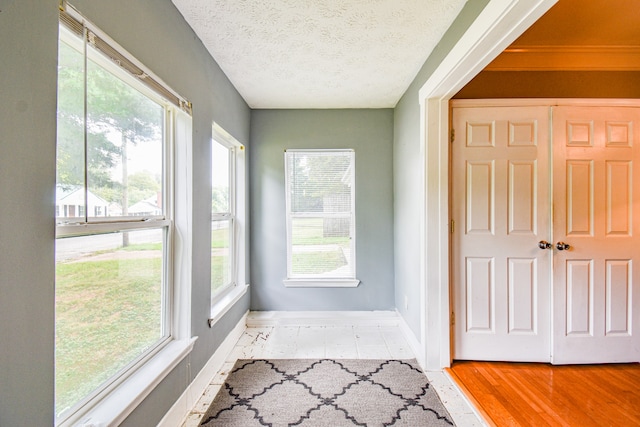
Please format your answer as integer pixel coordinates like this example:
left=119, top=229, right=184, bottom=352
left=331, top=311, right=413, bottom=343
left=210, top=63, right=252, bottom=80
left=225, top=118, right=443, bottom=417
left=56, top=5, right=193, bottom=425
left=284, top=150, right=358, bottom=287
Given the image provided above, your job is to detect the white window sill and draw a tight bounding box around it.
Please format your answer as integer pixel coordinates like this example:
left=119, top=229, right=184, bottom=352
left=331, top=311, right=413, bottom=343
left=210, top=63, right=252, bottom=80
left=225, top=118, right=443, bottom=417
left=209, top=283, right=249, bottom=328
left=61, top=337, right=197, bottom=427
left=283, top=279, right=360, bottom=288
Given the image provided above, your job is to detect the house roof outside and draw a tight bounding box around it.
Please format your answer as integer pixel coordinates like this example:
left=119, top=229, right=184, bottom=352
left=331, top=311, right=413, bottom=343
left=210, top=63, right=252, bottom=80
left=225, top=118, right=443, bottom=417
left=56, top=185, right=109, bottom=207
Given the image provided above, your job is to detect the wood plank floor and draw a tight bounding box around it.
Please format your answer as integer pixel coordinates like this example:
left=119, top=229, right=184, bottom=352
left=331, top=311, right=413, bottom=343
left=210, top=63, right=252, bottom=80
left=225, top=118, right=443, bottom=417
left=448, top=361, right=640, bottom=427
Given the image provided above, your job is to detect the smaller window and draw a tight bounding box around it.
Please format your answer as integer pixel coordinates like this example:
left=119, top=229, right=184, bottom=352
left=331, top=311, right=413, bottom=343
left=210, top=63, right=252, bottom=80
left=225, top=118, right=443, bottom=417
left=284, top=149, right=358, bottom=287
left=210, top=123, right=247, bottom=313
left=211, top=139, right=234, bottom=299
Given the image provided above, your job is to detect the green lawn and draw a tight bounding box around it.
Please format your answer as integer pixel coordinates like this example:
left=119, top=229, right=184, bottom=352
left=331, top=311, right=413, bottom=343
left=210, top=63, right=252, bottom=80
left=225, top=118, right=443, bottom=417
left=55, top=251, right=162, bottom=416
left=291, top=217, right=350, bottom=246
left=292, top=249, right=347, bottom=274
left=211, top=227, right=230, bottom=294
left=211, top=226, right=229, bottom=249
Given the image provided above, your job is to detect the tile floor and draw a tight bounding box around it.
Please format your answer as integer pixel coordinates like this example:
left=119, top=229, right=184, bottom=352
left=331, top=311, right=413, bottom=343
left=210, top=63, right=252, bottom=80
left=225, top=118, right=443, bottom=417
left=181, top=325, right=485, bottom=427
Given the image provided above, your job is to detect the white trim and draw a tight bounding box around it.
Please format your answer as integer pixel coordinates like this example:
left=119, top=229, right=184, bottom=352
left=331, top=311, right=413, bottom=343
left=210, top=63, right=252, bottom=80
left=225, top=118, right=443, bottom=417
left=158, top=311, right=248, bottom=427
left=398, top=310, right=425, bottom=367
left=56, top=218, right=170, bottom=237
left=208, top=284, right=250, bottom=328
left=284, top=149, right=357, bottom=282
left=65, top=338, right=197, bottom=427
left=246, top=311, right=401, bottom=328
left=210, top=123, right=247, bottom=314
left=173, top=109, right=194, bottom=342
left=417, top=0, right=558, bottom=371
left=418, top=0, right=558, bottom=101
left=283, top=279, right=360, bottom=288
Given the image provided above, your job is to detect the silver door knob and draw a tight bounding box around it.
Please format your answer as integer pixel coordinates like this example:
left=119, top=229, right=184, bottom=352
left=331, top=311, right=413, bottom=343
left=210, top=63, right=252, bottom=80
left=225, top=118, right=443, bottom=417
left=538, top=240, right=552, bottom=249
left=556, top=241, right=570, bottom=251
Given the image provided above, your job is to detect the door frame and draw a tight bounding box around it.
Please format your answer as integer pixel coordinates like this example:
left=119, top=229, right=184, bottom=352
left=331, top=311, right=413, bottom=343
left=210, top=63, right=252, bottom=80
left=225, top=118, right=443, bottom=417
left=417, top=0, right=558, bottom=371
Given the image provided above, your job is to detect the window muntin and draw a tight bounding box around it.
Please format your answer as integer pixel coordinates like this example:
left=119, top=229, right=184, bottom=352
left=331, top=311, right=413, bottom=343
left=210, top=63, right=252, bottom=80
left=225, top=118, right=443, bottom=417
left=55, top=17, right=176, bottom=424
left=285, top=150, right=356, bottom=280
left=211, top=139, right=235, bottom=299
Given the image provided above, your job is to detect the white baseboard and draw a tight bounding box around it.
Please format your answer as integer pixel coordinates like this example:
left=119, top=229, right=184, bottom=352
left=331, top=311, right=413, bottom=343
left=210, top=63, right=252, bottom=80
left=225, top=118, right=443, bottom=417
left=397, top=311, right=425, bottom=368
left=158, top=310, right=248, bottom=427
left=246, top=310, right=401, bottom=327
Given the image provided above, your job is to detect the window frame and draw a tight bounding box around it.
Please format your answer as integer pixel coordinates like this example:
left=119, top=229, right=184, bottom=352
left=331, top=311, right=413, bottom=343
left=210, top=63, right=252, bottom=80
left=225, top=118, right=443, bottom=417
left=55, top=5, right=195, bottom=427
left=210, top=136, right=235, bottom=300
left=208, top=123, right=248, bottom=326
left=283, top=149, right=359, bottom=288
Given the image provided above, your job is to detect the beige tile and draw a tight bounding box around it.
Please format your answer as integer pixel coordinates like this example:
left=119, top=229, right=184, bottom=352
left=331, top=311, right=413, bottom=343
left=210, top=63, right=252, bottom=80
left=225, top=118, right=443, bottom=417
left=324, top=326, right=356, bottom=345
left=325, top=344, right=359, bottom=359
left=356, top=344, right=392, bottom=359
left=388, top=345, right=415, bottom=359
left=236, top=327, right=272, bottom=346
left=353, top=326, right=385, bottom=346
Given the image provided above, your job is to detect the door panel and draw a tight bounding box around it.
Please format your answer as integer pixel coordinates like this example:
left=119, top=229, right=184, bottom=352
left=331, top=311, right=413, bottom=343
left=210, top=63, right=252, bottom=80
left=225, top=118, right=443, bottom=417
left=452, top=105, right=551, bottom=362
left=509, top=161, right=537, bottom=234
left=508, top=257, right=537, bottom=333
left=453, top=102, right=640, bottom=364
left=565, top=160, right=593, bottom=235
left=565, top=259, right=593, bottom=335
left=552, top=106, right=640, bottom=363
left=466, top=161, right=494, bottom=234
left=466, top=257, right=494, bottom=332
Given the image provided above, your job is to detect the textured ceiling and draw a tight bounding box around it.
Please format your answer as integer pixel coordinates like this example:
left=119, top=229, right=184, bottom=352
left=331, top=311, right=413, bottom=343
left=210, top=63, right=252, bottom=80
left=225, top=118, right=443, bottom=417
left=171, top=0, right=467, bottom=109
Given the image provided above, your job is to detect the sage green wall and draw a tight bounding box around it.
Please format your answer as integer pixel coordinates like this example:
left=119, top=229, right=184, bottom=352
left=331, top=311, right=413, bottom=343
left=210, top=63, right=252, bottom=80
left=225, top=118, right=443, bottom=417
left=0, top=1, right=250, bottom=425
left=393, top=0, right=491, bottom=337
left=0, top=2, right=58, bottom=425
left=250, top=109, right=395, bottom=311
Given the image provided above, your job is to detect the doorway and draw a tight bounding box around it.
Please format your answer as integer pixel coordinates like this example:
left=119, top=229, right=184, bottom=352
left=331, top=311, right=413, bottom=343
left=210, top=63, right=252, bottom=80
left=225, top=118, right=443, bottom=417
left=451, top=99, right=640, bottom=364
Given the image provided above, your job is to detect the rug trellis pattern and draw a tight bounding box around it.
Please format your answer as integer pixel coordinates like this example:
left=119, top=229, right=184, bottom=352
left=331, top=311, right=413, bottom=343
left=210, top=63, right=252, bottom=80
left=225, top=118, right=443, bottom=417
left=199, top=359, right=455, bottom=426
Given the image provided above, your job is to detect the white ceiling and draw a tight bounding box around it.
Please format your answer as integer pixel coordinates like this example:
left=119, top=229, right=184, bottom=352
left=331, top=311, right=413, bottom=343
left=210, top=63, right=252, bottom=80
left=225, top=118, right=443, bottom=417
left=171, top=0, right=467, bottom=109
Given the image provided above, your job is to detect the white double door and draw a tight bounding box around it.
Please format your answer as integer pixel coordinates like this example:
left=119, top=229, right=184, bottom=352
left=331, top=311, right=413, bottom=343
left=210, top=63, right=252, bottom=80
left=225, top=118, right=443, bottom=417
left=451, top=100, right=640, bottom=364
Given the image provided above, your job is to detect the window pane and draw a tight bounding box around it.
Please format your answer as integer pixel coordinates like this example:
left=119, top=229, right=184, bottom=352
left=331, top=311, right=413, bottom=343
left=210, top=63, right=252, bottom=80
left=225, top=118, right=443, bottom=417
left=86, top=50, right=164, bottom=220
left=287, top=151, right=352, bottom=213
left=55, top=229, right=166, bottom=417
left=212, top=141, right=230, bottom=214
left=291, top=217, right=352, bottom=277
left=56, top=39, right=86, bottom=222
left=211, top=220, right=231, bottom=295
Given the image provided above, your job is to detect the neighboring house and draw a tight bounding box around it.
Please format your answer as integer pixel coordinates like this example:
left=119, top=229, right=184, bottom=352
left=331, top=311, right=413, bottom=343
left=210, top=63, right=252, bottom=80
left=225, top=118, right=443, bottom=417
left=128, top=194, right=162, bottom=216
left=55, top=185, right=109, bottom=219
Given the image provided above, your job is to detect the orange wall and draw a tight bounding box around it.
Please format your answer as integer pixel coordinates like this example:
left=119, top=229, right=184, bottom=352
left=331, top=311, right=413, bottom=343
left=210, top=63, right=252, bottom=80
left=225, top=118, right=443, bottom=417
left=454, top=71, right=640, bottom=99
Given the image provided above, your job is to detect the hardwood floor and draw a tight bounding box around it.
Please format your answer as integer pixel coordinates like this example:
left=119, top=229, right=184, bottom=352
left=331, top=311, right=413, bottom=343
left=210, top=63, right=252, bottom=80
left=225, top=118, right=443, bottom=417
left=448, top=361, right=640, bottom=427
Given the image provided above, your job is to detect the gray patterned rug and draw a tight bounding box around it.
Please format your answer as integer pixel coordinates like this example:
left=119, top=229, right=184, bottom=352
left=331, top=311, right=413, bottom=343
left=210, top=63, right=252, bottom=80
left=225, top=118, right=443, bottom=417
left=199, top=359, right=455, bottom=426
